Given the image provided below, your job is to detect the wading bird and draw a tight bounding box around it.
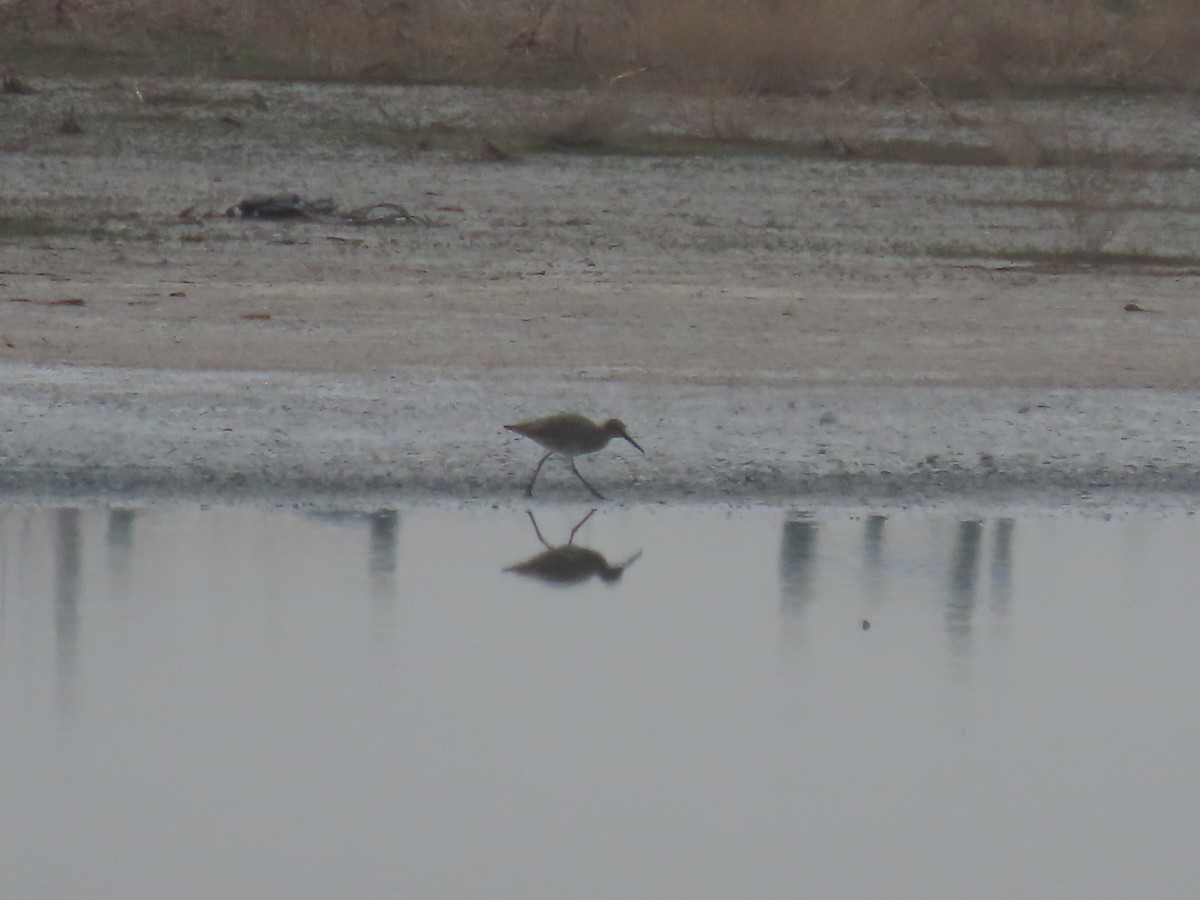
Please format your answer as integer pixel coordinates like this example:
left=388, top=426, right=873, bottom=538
left=504, top=413, right=643, bottom=500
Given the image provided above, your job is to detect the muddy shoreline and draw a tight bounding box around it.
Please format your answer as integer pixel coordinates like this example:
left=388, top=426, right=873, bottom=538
left=0, top=363, right=1197, bottom=510
left=2, top=77, right=1199, bottom=509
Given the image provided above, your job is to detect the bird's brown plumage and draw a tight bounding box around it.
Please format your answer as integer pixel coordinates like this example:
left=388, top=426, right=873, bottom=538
left=504, top=412, right=643, bottom=499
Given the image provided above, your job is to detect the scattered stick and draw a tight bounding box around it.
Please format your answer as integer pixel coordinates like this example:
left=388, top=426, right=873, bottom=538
left=225, top=195, right=427, bottom=225
left=228, top=194, right=336, bottom=219
left=7, top=297, right=86, bottom=306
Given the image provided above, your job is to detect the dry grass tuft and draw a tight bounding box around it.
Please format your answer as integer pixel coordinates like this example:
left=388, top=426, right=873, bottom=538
left=512, top=87, right=635, bottom=148
left=1054, top=121, right=1146, bottom=254
left=59, top=106, right=84, bottom=134
left=960, top=97, right=1151, bottom=253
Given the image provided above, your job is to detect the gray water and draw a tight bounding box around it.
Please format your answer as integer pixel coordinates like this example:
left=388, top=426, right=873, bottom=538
left=2, top=504, right=1199, bottom=900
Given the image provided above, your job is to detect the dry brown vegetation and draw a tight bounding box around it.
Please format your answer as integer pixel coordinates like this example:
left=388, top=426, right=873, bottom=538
left=2, top=0, right=1199, bottom=93
left=3, top=2, right=1198, bottom=269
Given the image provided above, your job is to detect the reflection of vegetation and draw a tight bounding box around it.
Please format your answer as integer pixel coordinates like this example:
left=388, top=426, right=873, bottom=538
left=779, top=513, right=818, bottom=612
left=946, top=519, right=984, bottom=653
left=989, top=518, right=1015, bottom=606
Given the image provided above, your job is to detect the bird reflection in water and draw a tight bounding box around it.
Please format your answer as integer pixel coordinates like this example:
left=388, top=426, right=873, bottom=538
left=504, top=509, right=642, bottom=586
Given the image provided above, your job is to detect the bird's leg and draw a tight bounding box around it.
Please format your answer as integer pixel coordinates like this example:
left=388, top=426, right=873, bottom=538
left=567, top=508, right=598, bottom=544
left=570, top=460, right=607, bottom=500
left=526, top=452, right=553, bottom=497
left=525, top=510, right=551, bottom=548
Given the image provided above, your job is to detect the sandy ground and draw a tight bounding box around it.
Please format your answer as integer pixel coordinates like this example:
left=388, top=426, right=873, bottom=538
left=2, top=76, right=1200, bottom=507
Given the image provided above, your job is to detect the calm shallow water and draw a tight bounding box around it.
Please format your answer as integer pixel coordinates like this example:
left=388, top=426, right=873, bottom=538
left=2, top=504, right=1199, bottom=899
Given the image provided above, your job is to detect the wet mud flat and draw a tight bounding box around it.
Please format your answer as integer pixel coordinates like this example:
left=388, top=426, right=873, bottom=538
left=0, top=363, right=1197, bottom=510
left=1, top=77, right=1199, bottom=507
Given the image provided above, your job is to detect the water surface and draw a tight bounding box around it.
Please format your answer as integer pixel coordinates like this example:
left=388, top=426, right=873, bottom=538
left=2, top=505, right=1198, bottom=899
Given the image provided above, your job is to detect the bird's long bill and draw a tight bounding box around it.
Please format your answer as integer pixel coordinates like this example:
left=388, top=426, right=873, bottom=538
left=620, top=431, right=644, bottom=453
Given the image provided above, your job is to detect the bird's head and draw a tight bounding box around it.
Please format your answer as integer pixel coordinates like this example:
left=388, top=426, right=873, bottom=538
left=603, top=419, right=643, bottom=453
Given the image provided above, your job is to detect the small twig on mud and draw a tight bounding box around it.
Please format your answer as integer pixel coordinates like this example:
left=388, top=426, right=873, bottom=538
left=224, top=195, right=426, bottom=224
left=608, top=65, right=660, bottom=86
left=904, top=68, right=983, bottom=127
